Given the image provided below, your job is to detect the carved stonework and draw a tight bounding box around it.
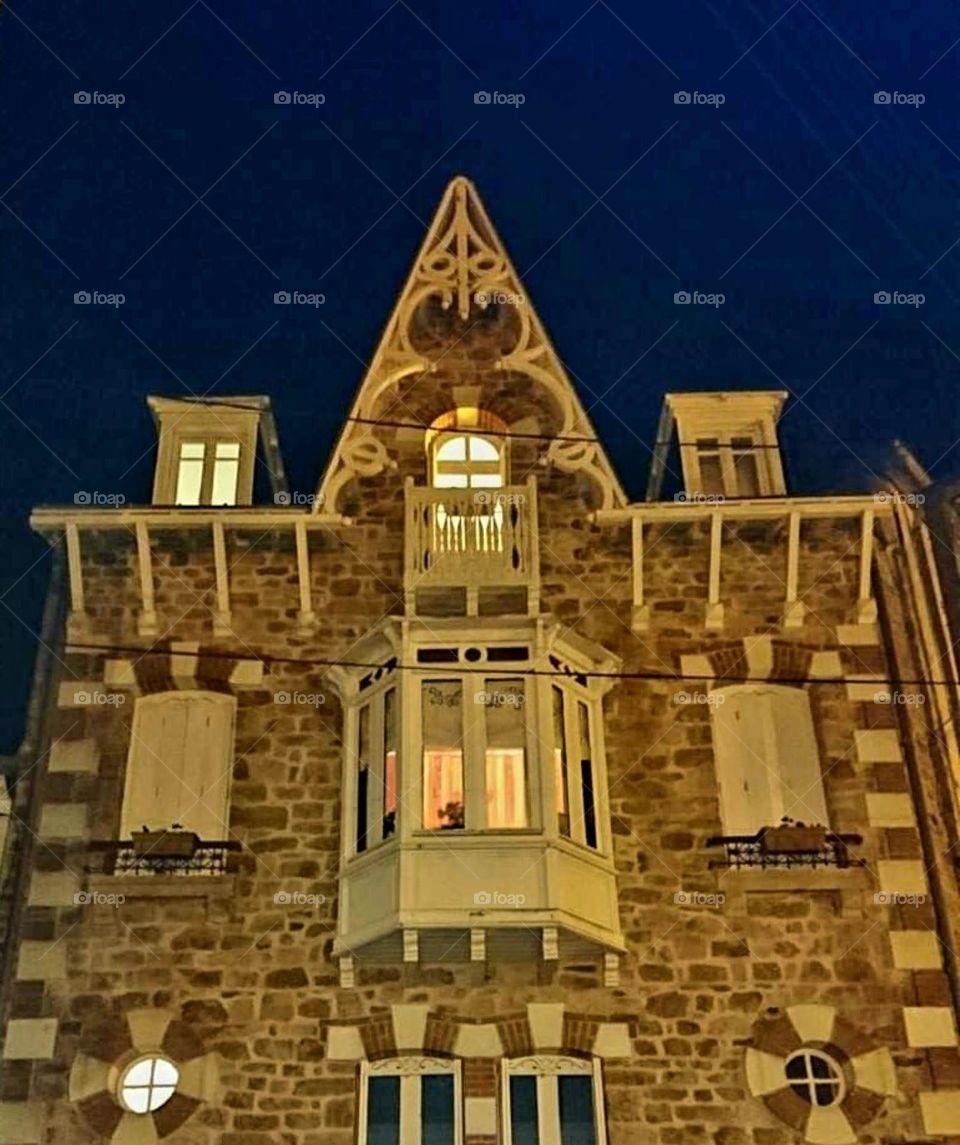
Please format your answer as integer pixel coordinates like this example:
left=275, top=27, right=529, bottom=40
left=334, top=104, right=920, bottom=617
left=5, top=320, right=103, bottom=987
left=317, top=176, right=625, bottom=512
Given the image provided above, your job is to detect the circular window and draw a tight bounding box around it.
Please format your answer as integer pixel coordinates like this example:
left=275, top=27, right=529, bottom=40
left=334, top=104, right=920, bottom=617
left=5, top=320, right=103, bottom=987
left=785, top=1049, right=845, bottom=1107
left=119, top=1055, right=179, bottom=1114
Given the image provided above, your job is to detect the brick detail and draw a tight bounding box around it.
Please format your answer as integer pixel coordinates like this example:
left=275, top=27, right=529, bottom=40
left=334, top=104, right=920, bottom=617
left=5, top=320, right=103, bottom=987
left=496, top=1015, right=533, bottom=1056
left=927, top=1048, right=960, bottom=1088
left=462, top=1058, right=497, bottom=1098
left=883, top=828, right=923, bottom=860
left=873, top=762, right=910, bottom=792
left=359, top=1015, right=397, bottom=1060
left=707, top=644, right=750, bottom=681
left=561, top=1014, right=598, bottom=1055
left=914, top=971, right=953, bottom=1007
left=754, top=1014, right=802, bottom=1057
left=843, top=1086, right=885, bottom=1128
left=423, top=1014, right=457, bottom=1056
left=770, top=641, right=814, bottom=680
left=764, top=1087, right=809, bottom=1133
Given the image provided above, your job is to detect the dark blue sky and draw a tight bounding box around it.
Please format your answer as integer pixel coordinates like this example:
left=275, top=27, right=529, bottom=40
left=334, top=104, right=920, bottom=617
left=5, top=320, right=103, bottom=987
left=2, top=0, right=960, bottom=749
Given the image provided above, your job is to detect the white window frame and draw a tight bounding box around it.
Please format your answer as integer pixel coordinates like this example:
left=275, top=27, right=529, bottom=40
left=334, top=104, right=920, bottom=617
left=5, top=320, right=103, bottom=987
left=350, top=681, right=399, bottom=856
left=709, top=683, right=829, bottom=837
left=358, top=1057, right=462, bottom=1145
left=172, top=436, right=244, bottom=505
left=691, top=433, right=764, bottom=498
left=550, top=682, right=602, bottom=851
left=502, top=1056, right=607, bottom=1145
left=431, top=430, right=506, bottom=489
left=417, top=672, right=534, bottom=833
left=119, top=690, right=236, bottom=842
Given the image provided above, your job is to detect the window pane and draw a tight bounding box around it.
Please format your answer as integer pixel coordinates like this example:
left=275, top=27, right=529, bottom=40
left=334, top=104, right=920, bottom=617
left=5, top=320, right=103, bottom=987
left=468, top=472, right=504, bottom=488
left=733, top=449, right=760, bottom=497
left=356, top=706, right=370, bottom=852
left=367, top=1076, right=400, bottom=1145
left=175, top=442, right=205, bottom=505
left=579, top=702, right=598, bottom=849
left=698, top=453, right=724, bottom=495
left=421, top=1074, right=455, bottom=1145
left=469, top=436, right=500, bottom=461
left=509, top=1076, right=539, bottom=1145
left=553, top=687, right=570, bottom=837
left=383, top=688, right=397, bottom=840
left=559, top=1075, right=597, bottom=1145
left=485, top=680, right=527, bottom=828
left=211, top=442, right=240, bottom=505
left=422, top=682, right=464, bottom=829
left=434, top=473, right=469, bottom=488
left=437, top=436, right=467, bottom=461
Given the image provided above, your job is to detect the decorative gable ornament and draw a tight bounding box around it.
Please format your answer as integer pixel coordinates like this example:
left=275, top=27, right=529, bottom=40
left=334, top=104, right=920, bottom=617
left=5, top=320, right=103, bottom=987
left=316, top=176, right=625, bottom=512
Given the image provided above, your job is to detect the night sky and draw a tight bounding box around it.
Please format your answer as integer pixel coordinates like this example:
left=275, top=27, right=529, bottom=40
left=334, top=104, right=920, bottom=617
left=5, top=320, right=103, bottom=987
left=2, top=1, right=960, bottom=750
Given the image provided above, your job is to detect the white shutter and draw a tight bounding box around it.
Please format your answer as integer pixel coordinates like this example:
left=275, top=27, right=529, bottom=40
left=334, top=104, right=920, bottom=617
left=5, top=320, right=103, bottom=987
left=120, top=693, right=235, bottom=840
left=710, top=685, right=828, bottom=835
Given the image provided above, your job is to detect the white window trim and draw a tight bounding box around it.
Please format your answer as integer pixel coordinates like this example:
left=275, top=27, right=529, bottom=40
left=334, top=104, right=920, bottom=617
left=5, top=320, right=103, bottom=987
left=431, top=430, right=506, bottom=489
left=501, top=1056, right=607, bottom=1145
left=349, top=680, right=399, bottom=857
left=149, top=399, right=260, bottom=506
left=550, top=682, right=603, bottom=852
left=358, top=1057, right=462, bottom=1145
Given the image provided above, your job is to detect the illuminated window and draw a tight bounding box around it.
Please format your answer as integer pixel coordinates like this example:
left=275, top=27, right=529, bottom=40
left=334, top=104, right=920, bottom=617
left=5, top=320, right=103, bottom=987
left=119, top=1056, right=179, bottom=1114
left=422, top=681, right=465, bottom=830
left=484, top=680, right=527, bottom=829
left=354, top=685, right=399, bottom=855
left=173, top=438, right=243, bottom=505
left=503, top=1057, right=607, bottom=1145
left=432, top=432, right=504, bottom=489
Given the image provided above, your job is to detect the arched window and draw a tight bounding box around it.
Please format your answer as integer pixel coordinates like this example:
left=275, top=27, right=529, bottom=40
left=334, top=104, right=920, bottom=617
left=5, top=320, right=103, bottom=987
left=427, top=408, right=508, bottom=489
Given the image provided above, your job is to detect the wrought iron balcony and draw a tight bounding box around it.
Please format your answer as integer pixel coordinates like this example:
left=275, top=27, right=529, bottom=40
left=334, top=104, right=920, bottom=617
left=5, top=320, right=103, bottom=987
left=88, top=834, right=241, bottom=877
left=706, top=826, right=864, bottom=870
left=404, top=477, right=539, bottom=614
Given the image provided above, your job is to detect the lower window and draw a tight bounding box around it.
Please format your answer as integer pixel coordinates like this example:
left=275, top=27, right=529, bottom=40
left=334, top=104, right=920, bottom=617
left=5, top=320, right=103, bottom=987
left=503, top=1057, right=607, bottom=1145
left=360, top=1058, right=461, bottom=1145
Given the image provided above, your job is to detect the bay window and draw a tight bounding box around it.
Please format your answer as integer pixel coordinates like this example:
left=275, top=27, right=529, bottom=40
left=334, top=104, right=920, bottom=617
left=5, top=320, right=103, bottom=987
left=354, top=683, right=399, bottom=854
left=552, top=685, right=601, bottom=851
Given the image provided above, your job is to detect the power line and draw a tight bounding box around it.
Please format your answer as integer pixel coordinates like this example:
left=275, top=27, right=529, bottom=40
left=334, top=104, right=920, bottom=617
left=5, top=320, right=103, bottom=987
left=62, top=640, right=959, bottom=690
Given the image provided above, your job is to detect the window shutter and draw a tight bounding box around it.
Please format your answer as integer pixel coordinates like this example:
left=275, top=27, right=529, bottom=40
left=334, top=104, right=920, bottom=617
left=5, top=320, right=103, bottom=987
left=120, top=693, right=235, bottom=840
left=710, top=685, right=827, bottom=835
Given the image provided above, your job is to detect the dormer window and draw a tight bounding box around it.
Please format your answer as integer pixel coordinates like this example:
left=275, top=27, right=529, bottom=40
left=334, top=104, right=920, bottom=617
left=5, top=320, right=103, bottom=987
left=148, top=396, right=271, bottom=507
left=649, top=392, right=788, bottom=500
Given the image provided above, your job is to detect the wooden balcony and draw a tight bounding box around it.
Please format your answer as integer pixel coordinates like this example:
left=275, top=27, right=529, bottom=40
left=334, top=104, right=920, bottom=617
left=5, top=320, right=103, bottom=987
left=404, top=476, right=539, bottom=615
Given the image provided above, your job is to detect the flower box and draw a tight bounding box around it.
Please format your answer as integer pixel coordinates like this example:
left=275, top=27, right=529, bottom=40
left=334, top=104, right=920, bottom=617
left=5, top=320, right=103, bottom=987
left=762, top=825, right=828, bottom=854
left=131, top=830, right=201, bottom=858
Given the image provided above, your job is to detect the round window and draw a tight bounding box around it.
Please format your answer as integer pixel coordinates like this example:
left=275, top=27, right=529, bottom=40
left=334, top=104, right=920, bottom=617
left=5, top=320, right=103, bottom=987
left=119, top=1055, right=179, bottom=1113
left=785, top=1049, right=845, bottom=1107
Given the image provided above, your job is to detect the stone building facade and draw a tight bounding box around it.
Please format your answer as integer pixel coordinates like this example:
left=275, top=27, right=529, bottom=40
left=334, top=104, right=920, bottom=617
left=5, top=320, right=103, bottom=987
left=1, top=177, right=960, bottom=1145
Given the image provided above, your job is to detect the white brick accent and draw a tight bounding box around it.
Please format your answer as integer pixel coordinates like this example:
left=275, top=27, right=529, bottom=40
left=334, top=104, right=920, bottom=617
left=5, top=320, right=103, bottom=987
left=854, top=729, right=902, bottom=763
left=787, top=1004, right=835, bottom=1044
left=877, top=860, right=927, bottom=896
left=47, top=737, right=99, bottom=773
left=920, top=1091, right=960, bottom=1134
left=465, top=1097, right=497, bottom=1136
left=679, top=654, right=713, bottom=679
left=17, top=940, right=67, bottom=981
left=903, top=1006, right=958, bottom=1047
left=453, top=1024, right=502, bottom=1058
left=3, top=1018, right=58, bottom=1060
left=804, top=1105, right=856, bottom=1145
left=326, top=1026, right=365, bottom=1061
left=836, top=624, right=879, bottom=645
left=38, top=803, right=88, bottom=840
left=126, top=1008, right=174, bottom=1049
left=845, top=681, right=887, bottom=702
left=809, top=651, right=843, bottom=678
left=865, top=793, right=915, bottom=828
left=104, top=659, right=137, bottom=687
left=527, top=1003, right=564, bottom=1049
left=391, top=1004, right=429, bottom=1050
left=890, top=930, right=942, bottom=970
left=0, top=1103, right=43, bottom=1144
left=28, top=870, right=80, bottom=907
left=593, top=1023, right=632, bottom=1058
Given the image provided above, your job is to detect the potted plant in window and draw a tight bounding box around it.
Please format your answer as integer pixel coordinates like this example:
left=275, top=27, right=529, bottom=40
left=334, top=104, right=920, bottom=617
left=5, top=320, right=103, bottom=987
left=437, top=801, right=465, bottom=830
left=131, top=825, right=201, bottom=858
left=762, top=817, right=828, bottom=854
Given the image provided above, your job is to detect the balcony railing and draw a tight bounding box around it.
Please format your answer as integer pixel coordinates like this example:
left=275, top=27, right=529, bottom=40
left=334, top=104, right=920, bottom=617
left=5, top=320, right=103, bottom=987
left=88, top=838, right=241, bottom=877
left=404, top=477, right=538, bottom=609
left=706, top=828, right=864, bottom=870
